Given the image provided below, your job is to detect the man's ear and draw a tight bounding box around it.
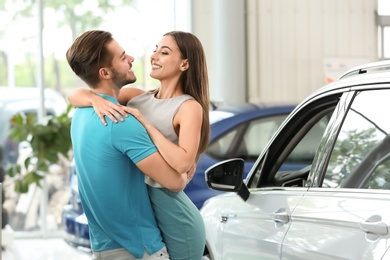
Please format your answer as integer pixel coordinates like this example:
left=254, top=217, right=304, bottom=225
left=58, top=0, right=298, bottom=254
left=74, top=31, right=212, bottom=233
left=180, top=59, right=189, bottom=71
left=99, top=68, right=111, bottom=79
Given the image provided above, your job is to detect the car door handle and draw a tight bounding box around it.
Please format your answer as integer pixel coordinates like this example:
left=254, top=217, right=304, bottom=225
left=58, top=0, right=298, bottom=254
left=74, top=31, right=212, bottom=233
left=360, top=215, right=388, bottom=236
left=271, top=208, right=290, bottom=224
left=220, top=210, right=237, bottom=223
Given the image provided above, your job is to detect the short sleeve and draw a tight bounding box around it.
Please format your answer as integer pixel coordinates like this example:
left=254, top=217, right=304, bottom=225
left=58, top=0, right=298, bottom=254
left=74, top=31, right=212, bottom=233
left=111, top=115, right=157, bottom=163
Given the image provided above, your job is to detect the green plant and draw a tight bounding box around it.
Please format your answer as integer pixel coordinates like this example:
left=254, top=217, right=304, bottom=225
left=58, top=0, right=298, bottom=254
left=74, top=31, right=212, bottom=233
left=7, top=104, right=73, bottom=193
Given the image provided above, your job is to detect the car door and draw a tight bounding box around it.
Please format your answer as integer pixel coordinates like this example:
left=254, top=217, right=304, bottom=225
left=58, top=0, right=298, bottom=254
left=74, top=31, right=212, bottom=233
left=282, top=87, right=390, bottom=260
left=214, top=187, right=306, bottom=260
left=216, top=93, right=341, bottom=259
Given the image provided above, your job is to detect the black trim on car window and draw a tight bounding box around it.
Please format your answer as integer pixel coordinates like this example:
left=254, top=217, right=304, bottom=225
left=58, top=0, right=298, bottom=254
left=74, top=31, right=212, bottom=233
left=247, top=93, right=342, bottom=189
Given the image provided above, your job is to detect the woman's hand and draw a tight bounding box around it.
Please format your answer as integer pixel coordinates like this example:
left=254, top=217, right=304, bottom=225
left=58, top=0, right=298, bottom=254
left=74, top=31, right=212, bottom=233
left=125, top=107, right=151, bottom=128
left=90, top=94, right=133, bottom=125
left=186, top=163, right=197, bottom=183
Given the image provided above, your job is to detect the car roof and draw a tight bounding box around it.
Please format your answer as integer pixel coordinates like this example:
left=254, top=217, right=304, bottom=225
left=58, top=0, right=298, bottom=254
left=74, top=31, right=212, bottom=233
left=0, top=86, right=68, bottom=112
left=210, top=102, right=296, bottom=125
left=0, top=87, right=68, bottom=143
left=0, top=86, right=62, bottom=102
left=338, top=59, right=390, bottom=80
left=294, top=60, right=390, bottom=110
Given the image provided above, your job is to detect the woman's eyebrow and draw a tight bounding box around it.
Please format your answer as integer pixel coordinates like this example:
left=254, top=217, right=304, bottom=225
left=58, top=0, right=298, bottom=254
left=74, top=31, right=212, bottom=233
left=156, top=45, right=172, bottom=51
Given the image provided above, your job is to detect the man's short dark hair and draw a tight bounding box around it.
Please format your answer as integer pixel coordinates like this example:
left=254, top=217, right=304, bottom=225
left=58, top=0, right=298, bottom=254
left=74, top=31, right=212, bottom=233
left=66, top=30, right=114, bottom=87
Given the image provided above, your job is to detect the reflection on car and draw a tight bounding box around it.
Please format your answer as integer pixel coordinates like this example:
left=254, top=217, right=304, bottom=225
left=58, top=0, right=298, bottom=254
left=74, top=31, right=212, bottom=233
left=201, top=60, right=390, bottom=260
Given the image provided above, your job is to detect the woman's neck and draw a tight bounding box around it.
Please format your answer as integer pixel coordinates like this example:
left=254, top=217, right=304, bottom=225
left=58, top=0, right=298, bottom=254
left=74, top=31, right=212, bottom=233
left=155, top=82, right=184, bottom=99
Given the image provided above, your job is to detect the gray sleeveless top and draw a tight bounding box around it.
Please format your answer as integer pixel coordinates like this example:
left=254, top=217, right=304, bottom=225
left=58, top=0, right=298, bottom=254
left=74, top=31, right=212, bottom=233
left=127, top=91, right=194, bottom=187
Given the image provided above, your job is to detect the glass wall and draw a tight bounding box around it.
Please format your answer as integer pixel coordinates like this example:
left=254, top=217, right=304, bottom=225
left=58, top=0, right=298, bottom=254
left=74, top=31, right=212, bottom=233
left=0, top=0, right=189, bottom=238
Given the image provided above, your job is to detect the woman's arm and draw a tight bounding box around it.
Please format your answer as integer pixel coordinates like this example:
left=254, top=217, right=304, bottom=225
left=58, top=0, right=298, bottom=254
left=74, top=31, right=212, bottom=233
left=136, top=152, right=189, bottom=192
left=129, top=100, right=202, bottom=174
left=67, top=87, right=144, bottom=125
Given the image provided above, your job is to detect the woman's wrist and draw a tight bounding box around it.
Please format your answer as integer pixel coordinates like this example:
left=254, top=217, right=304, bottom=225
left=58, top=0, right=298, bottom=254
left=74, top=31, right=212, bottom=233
left=89, top=90, right=100, bottom=105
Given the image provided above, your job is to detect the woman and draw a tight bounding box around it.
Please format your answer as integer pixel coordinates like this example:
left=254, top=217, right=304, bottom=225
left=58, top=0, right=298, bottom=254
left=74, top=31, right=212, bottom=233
left=68, top=31, right=210, bottom=260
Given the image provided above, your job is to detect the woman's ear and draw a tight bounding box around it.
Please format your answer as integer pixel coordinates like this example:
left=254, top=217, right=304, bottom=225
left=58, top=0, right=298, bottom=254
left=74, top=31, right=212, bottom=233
left=180, top=59, right=189, bottom=71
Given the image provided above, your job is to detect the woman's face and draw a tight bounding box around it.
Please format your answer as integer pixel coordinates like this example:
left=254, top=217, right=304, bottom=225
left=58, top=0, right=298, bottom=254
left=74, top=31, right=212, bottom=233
left=150, top=35, right=187, bottom=81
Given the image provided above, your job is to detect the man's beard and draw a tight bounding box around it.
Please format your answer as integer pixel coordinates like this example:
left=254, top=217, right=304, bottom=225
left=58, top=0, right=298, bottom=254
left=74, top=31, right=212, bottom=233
left=111, top=67, right=136, bottom=88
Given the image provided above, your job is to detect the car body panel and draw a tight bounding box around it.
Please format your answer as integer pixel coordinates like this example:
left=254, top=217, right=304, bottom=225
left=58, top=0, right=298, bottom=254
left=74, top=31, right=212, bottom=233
left=202, top=187, right=307, bottom=260
left=283, top=189, right=390, bottom=260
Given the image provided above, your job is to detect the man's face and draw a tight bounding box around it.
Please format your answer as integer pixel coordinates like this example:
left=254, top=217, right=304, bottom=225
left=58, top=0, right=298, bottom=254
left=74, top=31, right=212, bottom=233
left=106, top=39, right=136, bottom=88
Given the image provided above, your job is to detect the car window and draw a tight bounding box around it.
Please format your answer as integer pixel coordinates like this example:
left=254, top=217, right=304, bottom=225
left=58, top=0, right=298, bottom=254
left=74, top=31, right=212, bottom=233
left=285, top=116, right=329, bottom=166
left=324, top=89, right=390, bottom=189
left=248, top=95, right=341, bottom=188
left=207, top=114, right=288, bottom=161
left=361, top=155, right=390, bottom=189
left=243, top=115, right=287, bottom=160
left=207, top=129, right=238, bottom=158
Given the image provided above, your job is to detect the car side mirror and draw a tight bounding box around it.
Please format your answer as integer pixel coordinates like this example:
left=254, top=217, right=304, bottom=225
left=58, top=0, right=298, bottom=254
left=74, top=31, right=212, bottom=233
left=205, top=158, right=250, bottom=201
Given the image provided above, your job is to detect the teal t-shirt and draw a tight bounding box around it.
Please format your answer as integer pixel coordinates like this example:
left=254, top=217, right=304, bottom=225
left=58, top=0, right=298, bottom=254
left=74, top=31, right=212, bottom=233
left=70, top=94, right=164, bottom=258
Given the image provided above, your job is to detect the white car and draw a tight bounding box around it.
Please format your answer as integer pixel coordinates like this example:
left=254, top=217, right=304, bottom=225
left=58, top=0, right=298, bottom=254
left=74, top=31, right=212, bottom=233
left=201, top=60, right=390, bottom=260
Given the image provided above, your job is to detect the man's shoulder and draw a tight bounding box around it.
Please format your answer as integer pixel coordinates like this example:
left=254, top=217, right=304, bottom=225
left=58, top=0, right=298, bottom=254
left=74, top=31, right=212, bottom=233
left=111, top=115, right=147, bottom=135
left=117, top=114, right=142, bottom=126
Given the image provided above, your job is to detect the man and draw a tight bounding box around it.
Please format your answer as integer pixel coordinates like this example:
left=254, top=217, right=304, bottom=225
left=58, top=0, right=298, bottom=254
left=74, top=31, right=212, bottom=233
left=66, top=30, right=187, bottom=260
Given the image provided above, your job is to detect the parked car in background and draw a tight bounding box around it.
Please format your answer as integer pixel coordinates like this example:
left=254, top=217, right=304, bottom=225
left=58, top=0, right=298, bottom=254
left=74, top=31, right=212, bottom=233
left=201, top=60, right=390, bottom=260
left=0, top=86, right=69, bottom=235
left=0, top=87, right=68, bottom=168
left=62, top=102, right=301, bottom=250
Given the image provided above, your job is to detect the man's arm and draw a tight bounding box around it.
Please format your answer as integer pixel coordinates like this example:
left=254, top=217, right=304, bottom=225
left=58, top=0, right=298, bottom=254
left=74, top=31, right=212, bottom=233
left=136, top=152, right=188, bottom=192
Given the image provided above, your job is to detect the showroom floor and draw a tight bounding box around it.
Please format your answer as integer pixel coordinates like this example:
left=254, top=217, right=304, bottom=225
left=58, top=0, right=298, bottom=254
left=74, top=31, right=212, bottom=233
left=2, top=237, right=91, bottom=260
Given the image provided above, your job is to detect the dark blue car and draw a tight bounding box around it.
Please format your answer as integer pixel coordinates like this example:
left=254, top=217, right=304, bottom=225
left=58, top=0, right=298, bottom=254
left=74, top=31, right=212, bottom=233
left=62, top=103, right=296, bottom=250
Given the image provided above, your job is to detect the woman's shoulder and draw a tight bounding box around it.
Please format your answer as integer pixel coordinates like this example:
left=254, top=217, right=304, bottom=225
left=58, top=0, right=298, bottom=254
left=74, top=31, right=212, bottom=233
left=179, top=97, right=201, bottom=112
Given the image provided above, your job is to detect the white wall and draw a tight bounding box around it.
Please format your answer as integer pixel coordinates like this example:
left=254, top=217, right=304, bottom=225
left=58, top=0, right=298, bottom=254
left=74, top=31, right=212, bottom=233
left=246, top=0, right=378, bottom=104
left=191, top=0, right=247, bottom=106
left=191, top=0, right=379, bottom=105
